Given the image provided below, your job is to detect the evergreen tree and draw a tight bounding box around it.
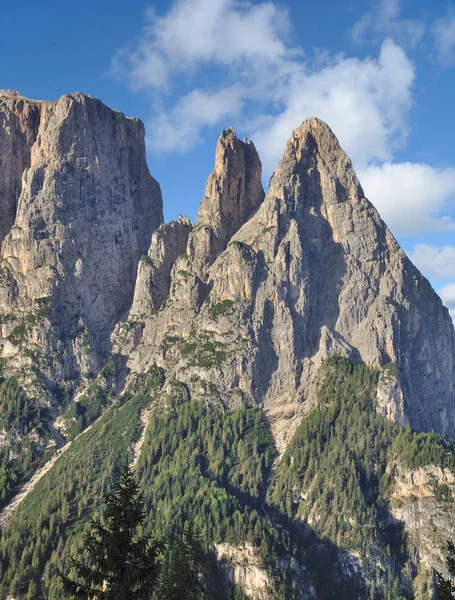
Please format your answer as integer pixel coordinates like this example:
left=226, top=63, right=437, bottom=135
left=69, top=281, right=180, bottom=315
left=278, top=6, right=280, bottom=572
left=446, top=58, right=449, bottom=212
left=437, top=542, right=455, bottom=600
left=155, top=522, right=206, bottom=600
left=59, top=465, right=163, bottom=599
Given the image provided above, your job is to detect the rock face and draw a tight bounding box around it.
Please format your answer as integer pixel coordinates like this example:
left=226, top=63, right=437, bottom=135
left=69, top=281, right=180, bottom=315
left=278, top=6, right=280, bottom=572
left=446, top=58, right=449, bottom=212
left=215, top=543, right=314, bottom=599
left=3, top=96, right=453, bottom=437
left=0, top=90, right=163, bottom=397
left=216, top=543, right=272, bottom=599
left=121, top=118, right=455, bottom=452
left=187, top=127, right=264, bottom=279
left=2, top=95, right=455, bottom=599
left=391, top=464, right=455, bottom=575
left=130, top=216, right=192, bottom=318
left=0, top=92, right=41, bottom=246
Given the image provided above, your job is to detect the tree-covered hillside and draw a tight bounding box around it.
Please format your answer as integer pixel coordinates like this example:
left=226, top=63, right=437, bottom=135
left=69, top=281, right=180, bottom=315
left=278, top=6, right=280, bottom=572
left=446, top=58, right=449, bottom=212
left=1, top=356, right=455, bottom=599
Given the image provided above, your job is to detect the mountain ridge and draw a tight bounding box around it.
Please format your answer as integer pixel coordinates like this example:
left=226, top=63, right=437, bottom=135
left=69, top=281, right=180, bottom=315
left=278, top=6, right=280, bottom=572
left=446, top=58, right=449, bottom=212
left=112, top=114, right=455, bottom=453
left=1, top=92, right=455, bottom=599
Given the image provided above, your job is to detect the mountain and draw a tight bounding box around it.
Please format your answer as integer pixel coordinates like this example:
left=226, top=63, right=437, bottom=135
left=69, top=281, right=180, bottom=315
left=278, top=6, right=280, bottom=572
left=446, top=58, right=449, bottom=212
left=116, top=116, right=455, bottom=453
left=0, top=89, right=162, bottom=371
left=1, top=92, right=455, bottom=600
left=0, top=90, right=162, bottom=474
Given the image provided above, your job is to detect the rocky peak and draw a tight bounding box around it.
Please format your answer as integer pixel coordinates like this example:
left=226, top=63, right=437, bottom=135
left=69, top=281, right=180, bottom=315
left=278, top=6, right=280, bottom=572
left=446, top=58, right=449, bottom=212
left=187, top=127, right=264, bottom=279
left=269, top=117, right=364, bottom=206
left=130, top=216, right=192, bottom=317
left=229, top=118, right=455, bottom=442
left=0, top=92, right=163, bottom=395
left=124, top=117, right=455, bottom=451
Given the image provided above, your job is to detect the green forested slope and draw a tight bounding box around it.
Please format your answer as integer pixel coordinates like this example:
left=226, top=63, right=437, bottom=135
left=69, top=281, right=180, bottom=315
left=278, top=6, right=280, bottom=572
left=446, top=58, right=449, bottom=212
left=1, top=356, right=454, bottom=599
left=0, top=376, right=53, bottom=508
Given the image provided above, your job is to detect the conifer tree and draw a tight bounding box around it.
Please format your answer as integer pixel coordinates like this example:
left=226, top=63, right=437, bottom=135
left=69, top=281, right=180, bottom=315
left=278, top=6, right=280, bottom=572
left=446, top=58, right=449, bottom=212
left=59, top=465, right=163, bottom=599
left=437, top=541, right=455, bottom=599
left=155, top=522, right=206, bottom=600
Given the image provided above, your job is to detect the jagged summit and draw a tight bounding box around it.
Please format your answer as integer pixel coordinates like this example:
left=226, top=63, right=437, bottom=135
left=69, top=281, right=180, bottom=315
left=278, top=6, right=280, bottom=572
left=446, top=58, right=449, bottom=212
left=1, top=91, right=453, bottom=448
left=267, top=116, right=364, bottom=208
left=122, top=117, right=455, bottom=452
left=187, top=126, right=264, bottom=279
left=292, top=115, right=341, bottom=140
left=0, top=89, right=25, bottom=97
left=0, top=89, right=93, bottom=106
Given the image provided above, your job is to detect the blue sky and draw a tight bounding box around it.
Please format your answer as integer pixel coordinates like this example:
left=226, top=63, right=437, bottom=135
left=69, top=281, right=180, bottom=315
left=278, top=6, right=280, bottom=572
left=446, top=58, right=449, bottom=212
left=1, top=0, right=455, bottom=316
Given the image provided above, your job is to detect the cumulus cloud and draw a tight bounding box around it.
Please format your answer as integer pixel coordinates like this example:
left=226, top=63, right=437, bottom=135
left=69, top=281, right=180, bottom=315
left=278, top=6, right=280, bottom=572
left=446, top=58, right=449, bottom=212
left=113, top=0, right=415, bottom=170
left=250, top=39, right=414, bottom=174
left=359, top=163, right=455, bottom=235
left=410, top=245, right=455, bottom=279
left=351, top=0, right=425, bottom=46
left=112, top=0, right=293, bottom=91
left=146, top=86, right=245, bottom=152
left=432, top=10, right=455, bottom=66
left=439, top=283, right=455, bottom=321
left=112, top=0, right=455, bottom=238
left=146, top=39, right=415, bottom=168
left=112, top=0, right=300, bottom=154
left=408, top=245, right=455, bottom=321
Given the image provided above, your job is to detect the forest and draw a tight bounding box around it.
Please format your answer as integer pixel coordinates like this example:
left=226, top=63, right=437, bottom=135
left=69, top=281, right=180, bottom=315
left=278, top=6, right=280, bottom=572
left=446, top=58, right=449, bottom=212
left=1, top=356, right=454, bottom=598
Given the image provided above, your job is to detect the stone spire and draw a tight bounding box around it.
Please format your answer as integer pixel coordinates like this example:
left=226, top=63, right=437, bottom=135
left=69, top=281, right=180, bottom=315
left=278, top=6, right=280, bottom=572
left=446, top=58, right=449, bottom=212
left=187, top=127, right=264, bottom=279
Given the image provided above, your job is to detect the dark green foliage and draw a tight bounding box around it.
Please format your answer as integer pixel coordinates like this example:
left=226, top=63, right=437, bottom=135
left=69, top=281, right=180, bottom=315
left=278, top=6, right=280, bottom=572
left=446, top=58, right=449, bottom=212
left=181, top=339, right=227, bottom=368
left=62, top=358, right=120, bottom=441
left=180, top=341, right=198, bottom=356
left=0, top=387, right=297, bottom=598
left=437, top=574, right=455, bottom=600
left=209, top=300, right=235, bottom=319
left=0, top=377, right=40, bottom=430
left=392, top=428, right=455, bottom=470
left=176, top=329, right=229, bottom=368
left=156, top=523, right=206, bottom=600
left=268, top=356, right=410, bottom=599
left=4, top=354, right=455, bottom=599
left=435, top=484, right=452, bottom=503
left=137, top=397, right=277, bottom=541
left=7, top=300, right=50, bottom=345
left=0, top=451, right=17, bottom=505
left=0, top=391, right=149, bottom=600
left=0, top=376, right=51, bottom=508
left=59, top=465, right=163, bottom=600
left=136, top=394, right=342, bottom=597
left=437, top=542, right=455, bottom=599
left=381, top=363, right=400, bottom=378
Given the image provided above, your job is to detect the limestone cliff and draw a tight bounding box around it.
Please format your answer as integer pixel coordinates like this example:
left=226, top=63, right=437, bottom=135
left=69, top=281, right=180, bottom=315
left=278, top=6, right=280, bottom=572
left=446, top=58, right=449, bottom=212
left=0, top=90, right=163, bottom=402
left=2, top=93, right=455, bottom=599
left=120, top=118, right=455, bottom=453
left=130, top=216, right=192, bottom=318
left=187, top=127, right=264, bottom=279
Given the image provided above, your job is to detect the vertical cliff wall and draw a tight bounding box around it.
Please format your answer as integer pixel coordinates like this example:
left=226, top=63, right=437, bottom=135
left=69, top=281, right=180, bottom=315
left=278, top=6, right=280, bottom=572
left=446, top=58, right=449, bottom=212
left=0, top=90, right=163, bottom=397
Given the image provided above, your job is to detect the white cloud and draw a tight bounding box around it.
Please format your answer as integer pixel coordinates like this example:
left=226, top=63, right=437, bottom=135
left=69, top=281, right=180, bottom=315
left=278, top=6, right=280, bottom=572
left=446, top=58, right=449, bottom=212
left=112, top=0, right=455, bottom=239
left=250, top=39, right=414, bottom=175
left=407, top=245, right=455, bottom=322
left=432, top=11, right=455, bottom=66
left=351, top=0, right=425, bottom=46
left=114, top=0, right=415, bottom=169
left=147, top=86, right=245, bottom=152
left=112, top=0, right=292, bottom=91
left=112, top=0, right=300, bottom=153
left=359, top=162, right=455, bottom=235
left=410, top=245, right=455, bottom=280
left=439, top=283, right=455, bottom=321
